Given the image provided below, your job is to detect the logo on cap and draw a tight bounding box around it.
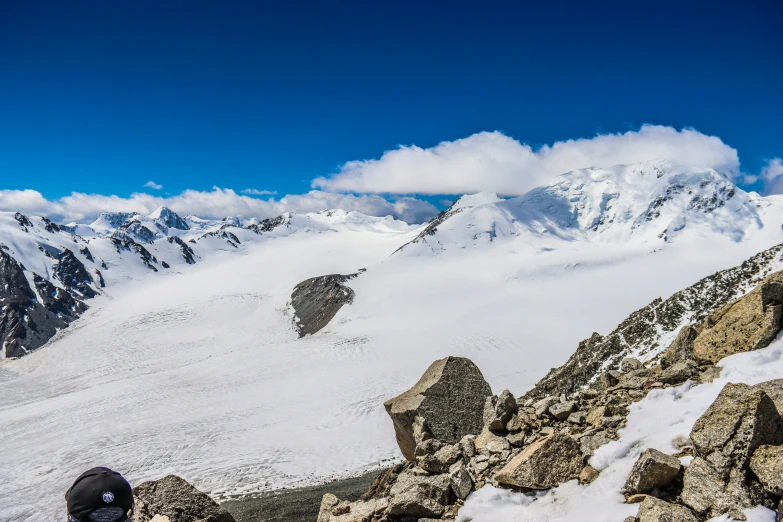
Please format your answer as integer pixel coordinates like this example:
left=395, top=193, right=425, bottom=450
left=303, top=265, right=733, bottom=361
left=102, top=491, right=115, bottom=504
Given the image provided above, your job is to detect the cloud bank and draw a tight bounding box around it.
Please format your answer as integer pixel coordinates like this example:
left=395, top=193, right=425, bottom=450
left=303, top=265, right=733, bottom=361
left=313, top=125, right=740, bottom=196
left=0, top=188, right=438, bottom=225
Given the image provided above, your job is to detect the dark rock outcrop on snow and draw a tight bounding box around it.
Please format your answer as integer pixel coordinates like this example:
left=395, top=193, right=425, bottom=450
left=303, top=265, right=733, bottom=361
left=133, top=474, right=235, bottom=522
left=526, top=243, right=783, bottom=398
left=168, top=236, right=197, bottom=264
left=54, top=249, right=96, bottom=298
left=151, top=207, right=190, bottom=231
left=111, top=237, right=159, bottom=271
left=291, top=272, right=362, bottom=337
left=248, top=214, right=288, bottom=234
left=114, top=219, right=157, bottom=244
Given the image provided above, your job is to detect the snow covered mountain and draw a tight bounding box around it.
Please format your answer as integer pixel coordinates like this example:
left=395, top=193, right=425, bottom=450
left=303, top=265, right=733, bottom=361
left=398, top=160, right=771, bottom=254
left=3, top=160, right=783, bottom=521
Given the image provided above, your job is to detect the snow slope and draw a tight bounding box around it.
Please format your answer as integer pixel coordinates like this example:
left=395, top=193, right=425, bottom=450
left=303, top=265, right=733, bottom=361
left=1, top=163, right=783, bottom=520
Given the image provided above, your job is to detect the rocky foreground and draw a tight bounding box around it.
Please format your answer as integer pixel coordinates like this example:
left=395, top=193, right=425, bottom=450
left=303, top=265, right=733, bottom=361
left=131, top=264, right=783, bottom=522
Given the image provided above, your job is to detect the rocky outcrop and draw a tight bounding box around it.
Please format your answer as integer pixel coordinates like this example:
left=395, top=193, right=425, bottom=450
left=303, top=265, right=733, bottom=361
left=111, top=237, right=160, bottom=271
left=386, top=473, right=451, bottom=517
left=526, top=244, right=783, bottom=398
left=248, top=214, right=288, bottom=234
left=681, top=382, right=783, bottom=517
left=636, top=497, right=699, bottom=522
left=168, top=236, right=196, bottom=264
left=54, top=249, right=96, bottom=298
left=384, top=356, right=492, bottom=461
left=133, top=475, right=235, bottom=522
left=750, top=445, right=783, bottom=497
left=494, top=434, right=583, bottom=489
left=624, top=449, right=681, bottom=495
left=291, top=273, right=361, bottom=337
left=151, top=207, right=190, bottom=231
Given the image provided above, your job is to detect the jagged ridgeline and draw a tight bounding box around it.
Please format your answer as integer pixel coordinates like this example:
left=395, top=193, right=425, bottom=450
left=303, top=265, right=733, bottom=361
left=526, top=243, right=783, bottom=398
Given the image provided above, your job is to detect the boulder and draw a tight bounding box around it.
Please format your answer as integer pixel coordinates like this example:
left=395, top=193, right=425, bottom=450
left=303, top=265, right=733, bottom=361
left=681, top=382, right=783, bottom=516
left=329, top=498, right=389, bottom=522
left=384, top=356, right=492, bottom=461
left=567, top=411, right=587, bottom=425
left=659, top=361, right=696, bottom=385
left=692, top=271, right=783, bottom=363
left=755, top=378, right=783, bottom=413
left=449, top=462, right=473, bottom=500
left=624, top=448, right=681, bottom=494
left=387, top=472, right=451, bottom=518
left=317, top=494, right=339, bottom=522
left=586, top=406, right=607, bottom=427
left=533, top=396, right=559, bottom=416
left=494, top=434, right=583, bottom=490
left=660, top=325, right=698, bottom=369
left=291, top=273, right=360, bottom=337
left=506, top=412, right=535, bottom=433
left=133, top=475, right=235, bottom=522
left=579, top=465, right=599, bottom=485
left=750, top=445, right=783, bottom=497
left=621, top=358, right=644, bottom=372
left=637, top=497, right=699, bottom=522
left=549, top=401, right=576, bottom=420
left=580, top=432, right=612, bottom=457
left=483, top=389, right=518, bottom=432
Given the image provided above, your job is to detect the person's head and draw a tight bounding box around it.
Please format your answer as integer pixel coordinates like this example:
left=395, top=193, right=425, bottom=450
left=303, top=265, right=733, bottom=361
left=65, top=467, right=134, bottom=522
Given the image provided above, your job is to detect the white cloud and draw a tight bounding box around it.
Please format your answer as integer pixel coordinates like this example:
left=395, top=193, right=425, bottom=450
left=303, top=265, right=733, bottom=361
left=312, top=125, right=740, bottom=196
left=144, top=181, right=163, bottom=190
left=0, top=188, right=438, bottom=224
left=760, top=158, right=783, bottom=195
left=241, top=188, right=278, bottom=196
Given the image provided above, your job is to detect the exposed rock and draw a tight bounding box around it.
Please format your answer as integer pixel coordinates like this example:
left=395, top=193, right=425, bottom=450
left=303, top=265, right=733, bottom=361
left=386, top=472, right=451, bottom=518
left=622, top=358, right=644, bottom=372
left=459, top=435, right=476, bottom=460
left=167, top=236, right=196, bottom=264
left=318, top=494, right=339, bottom=522
left=384, top=356, right=491, bottom=461
left=248, top=214, right=289, bottom=234
left=659, top=361, right=696, bottom=385
left=549, top=400, right=575, bottom=420
left=603, top=370, right=623, bottom=387
left=637, top=496, right=699, bottom=522
left=624, top=448, right=681, bottom=494
left=586, top=406, right=607, bottom=427
left=494, top=434, right=583, bottom=490
left=54, top=249, right=96, bottom=298
left=506, top=412, right=535, bottom=433
left=579, top=465, right=599, bottom=485
left=133, top=475, right=235, bottom=522
left=525, top=245, right=783, bottom=398
left=533, top=396, right=559, bottom=416
left=328, top=498, right=389, bottom=522
left=483, top=389, right=518, bottom=432
left=660, top=325, right=698, bottom=369
left=449, top=462, right=473, bottom=499
left=150, top=207, right=190, bottom=231
left=291, top=273, right=360, bottom=337
left=750, top=445, right=783, bottom=497
left=580, top=432, right=611, bottom=457
left=693, top=270, right=783, bottom=363
left=754, top=378, right=783, bottom=413
left=681, top=382, right=783, bottom=516
left=567, top=411, right=587, bottom=425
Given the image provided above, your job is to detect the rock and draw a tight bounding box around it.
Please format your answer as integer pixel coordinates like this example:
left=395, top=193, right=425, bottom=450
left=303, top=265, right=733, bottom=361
left=291, top=273, right=361, bottom=336
left=750, top=445, right=783, bottom=496
left=681, top=382, right=783, bottom=517
left=637, top=496, right=699, bottom=522
left=330, top=498, right=389, bottom=522
left=494, top=434, right=583, bottom=490
left=586, top=406, right=607, bottom=427
left=618, top=375, right=648, bottom=390
left=485, top=437, right=511, bottom=454
left=133, top=475, right=236, bottom=522
left=693, top=270, right=783, bottom=363
left=567, top=411, right=587, bottom=425
left=659, top=361, right=696, bottom=385
left=449, top=462, right=473, bottom=500
left=755, top=378, right=783, bottom=413
left=699, top=366, right=723, bottom=383
left=624, top=448, right=682, bottom=494
left=318, top=494, right=340, bottom=522
left=622, top=358, right=644, bottom=372
left=459, top=435, right=476, bottom=460
left=506, top=412, right=535, bottom=433
left=416, top=444, right=463, bottom=473
left=579, top=465, right=599, bottom=484
left=603, top=370, right=623, bottom=388
left=660, top=325, right=699, bottom=369
left=387, top=472, right=451, bottom=518
left=507, top=431, right=526, bottom=447
left=549, top=401, right=576, bottom=420
left=483, top=390, right=518, bottom=432
left=385, top=356, right=492, bottom=461
left=474, top=429, right=508, bottom=454
left=626, top=494, right=647, bottom=504
left=533, top=396, right=559, bottom=416
left=580, top=432, right=612, bottom=457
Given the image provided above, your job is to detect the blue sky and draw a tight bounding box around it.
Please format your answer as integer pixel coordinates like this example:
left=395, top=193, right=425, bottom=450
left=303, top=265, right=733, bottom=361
left=0, top=1, right=781, bottom=221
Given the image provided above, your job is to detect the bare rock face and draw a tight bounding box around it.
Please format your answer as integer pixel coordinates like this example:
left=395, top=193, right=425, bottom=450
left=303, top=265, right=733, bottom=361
left=483, top=389, right=518, bottom=432
left=754, top=378, right=783, bottom=413
left=132, top=475, right=236, bottom=522
left=384, top=356, right=492, bottom=461
left=681, top=383, right=783, bottom=517
left=692, top=271, right=783, bottom=363
left=494, top=434, right=583, bottom=490
left=624, top=448, right=681, bottom=495
left=386, top=472, right=451, bottom=518
left=658, top=361, right=696, bottom=385
left=291, top=273, right=360, bottom=337
left=637, top=496, right=699, bottom=522
left=750, top=445, right=783, bottom=497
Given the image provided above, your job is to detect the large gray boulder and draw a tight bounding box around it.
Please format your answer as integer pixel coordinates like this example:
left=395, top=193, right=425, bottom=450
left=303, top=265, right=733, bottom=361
left=384, top=356, right=492, bottom=461
left=494, top=434, right=583, bottom=490
left=637, top=497, right=699, bottom=522
left=483, top=389, right=518, bottom=432
left=386, top=472, right=451, bottom=518
left=681, top=383, right=783, bottom=517
left=291, top=273, right=360, bottom=337
left=133, top=475, right=235, bottom=522
left=624, top=448, right=681, bottom=495
left=750, top=445, right=783, bottom=497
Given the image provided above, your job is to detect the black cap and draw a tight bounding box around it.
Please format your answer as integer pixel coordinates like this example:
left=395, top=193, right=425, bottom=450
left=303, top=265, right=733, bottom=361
left=65, top=467, right=133, bottom=522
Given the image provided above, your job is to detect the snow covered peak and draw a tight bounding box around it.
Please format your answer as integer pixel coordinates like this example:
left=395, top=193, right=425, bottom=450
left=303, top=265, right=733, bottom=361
left=450, top=191, right=503, bottom=211
left=148, top=206, right=190, bottom=230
